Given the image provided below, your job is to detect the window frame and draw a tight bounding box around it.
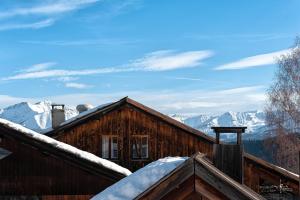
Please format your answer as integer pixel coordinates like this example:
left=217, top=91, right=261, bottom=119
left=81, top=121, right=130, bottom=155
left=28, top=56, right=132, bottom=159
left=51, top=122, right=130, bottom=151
left=131, top=135, right=149, bottom=160
left=101, top=135, right=119, bottom=160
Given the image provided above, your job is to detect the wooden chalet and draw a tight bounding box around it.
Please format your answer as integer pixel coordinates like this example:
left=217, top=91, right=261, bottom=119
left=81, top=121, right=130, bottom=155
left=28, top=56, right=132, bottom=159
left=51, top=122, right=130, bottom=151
left=46, top=97, right=215, bottom=171
left=0, top=118, right=131, bottom=200
left=44, top=97, right=300, bottom=198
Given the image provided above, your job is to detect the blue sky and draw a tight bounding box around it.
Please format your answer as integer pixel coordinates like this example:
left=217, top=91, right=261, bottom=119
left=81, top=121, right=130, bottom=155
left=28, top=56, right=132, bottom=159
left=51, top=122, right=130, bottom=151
left=0, top=0, right=299, bottom=114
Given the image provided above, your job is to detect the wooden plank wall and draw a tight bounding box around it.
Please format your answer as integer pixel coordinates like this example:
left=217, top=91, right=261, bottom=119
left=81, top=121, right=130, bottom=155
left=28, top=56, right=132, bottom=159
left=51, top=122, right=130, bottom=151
left=0, top=136, right=114, bottom=196
left=55, top=104, right=214, bottom=171
left=213, top=144, right=243, bottom=183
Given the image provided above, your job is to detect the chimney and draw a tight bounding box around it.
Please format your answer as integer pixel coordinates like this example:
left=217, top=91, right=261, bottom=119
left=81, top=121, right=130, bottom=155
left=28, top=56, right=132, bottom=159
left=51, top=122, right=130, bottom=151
left=76, top=104, right=93, bottom=114
left=211, top=126, right=246, bottom=183
left=51, top=104, right=65, bottom=129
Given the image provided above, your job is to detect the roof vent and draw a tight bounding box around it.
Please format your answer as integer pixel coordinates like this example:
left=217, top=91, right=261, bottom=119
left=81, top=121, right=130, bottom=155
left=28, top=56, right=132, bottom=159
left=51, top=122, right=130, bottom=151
left=76, top=104, right=93, bottom=113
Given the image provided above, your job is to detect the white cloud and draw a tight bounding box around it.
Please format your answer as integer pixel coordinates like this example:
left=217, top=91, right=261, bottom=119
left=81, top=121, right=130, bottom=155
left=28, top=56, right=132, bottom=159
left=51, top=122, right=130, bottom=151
left=0, top=95, right=33, bottom=108
left=65, top=82, right=92, bottom=89
left=3, top=67, right=125, bottom=80
left=0, top=19, right=55, bottom=31
left=0, top=1, right=99, bottom=30
left=0, top=0, right=99, bottom=19
left=215, top=49, right=291, bottom=70
left=56, top=76, right=79, bottom=82
left=20, top=62, right=57, bottom=73
left=137, top=86, right=266, bottom=114
left=0, top=85, right=266, bottom=114
left=2, top=49, right=213, bottom=80
left=131, top=50, right=213, bottom=71
left=21, top=38, right=138, bottom=46
left=186, top=33, right=292, bottom=42
left=168, top=77, right=203, bottom=81
left=216, top=86, right=265, bottom=95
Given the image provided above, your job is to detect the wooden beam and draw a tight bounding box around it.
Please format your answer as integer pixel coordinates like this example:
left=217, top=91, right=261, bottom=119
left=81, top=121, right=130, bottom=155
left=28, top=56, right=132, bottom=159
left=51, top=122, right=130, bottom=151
left=195, top=176, right=229, bottom=200
left=215, top=131, right=220, bottom=144
left=211, top=127, right=247, bottom=134
left=237, top=132, right=242, bottom=145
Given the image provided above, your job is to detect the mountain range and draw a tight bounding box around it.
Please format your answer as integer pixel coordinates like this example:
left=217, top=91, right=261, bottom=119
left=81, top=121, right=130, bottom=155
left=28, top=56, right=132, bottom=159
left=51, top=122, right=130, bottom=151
left=171, top=110, right=267, bottom=140
left=0, top=101, right=268, bottom=140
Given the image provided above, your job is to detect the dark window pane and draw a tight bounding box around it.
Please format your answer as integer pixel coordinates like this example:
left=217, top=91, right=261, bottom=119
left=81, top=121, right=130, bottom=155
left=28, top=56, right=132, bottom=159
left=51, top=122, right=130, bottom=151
left=102, top=136, right=109, bottom=158
left=132, top=138, right=140, bottom=159
left=141, top=137, right=148, bottom=158
left=0, top=147, right=12, bottom=160
left=111, top=137, right=118, bottom=159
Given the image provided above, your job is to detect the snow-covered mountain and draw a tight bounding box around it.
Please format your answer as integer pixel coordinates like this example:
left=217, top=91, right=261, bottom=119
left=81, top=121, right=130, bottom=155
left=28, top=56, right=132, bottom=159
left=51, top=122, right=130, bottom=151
left=0, top=101, right=267, bottom=140
left=170, top=111, right=267, bottom=140
left=0, top=101, right=78, bottom=132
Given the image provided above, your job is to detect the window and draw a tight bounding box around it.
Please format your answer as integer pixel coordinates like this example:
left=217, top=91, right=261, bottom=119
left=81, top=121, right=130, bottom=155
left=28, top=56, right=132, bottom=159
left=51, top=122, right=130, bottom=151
left=102, top=135, right=118, bottom=159
left=0, top=147, right=12, bottom=160
left=131, top=135, right=148, bottom=159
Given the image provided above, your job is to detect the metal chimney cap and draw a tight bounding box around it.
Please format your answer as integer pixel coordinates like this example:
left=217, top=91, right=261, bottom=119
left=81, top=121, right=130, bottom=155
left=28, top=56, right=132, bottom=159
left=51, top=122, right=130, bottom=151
left=51, top=104, right=65, bottom=110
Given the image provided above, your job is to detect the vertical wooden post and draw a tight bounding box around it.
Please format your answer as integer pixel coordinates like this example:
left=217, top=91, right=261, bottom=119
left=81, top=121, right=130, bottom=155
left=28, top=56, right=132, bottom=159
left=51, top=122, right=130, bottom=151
left=237, top=131, right=242, bottom=145
left=216, top=131, right=220, bottom=144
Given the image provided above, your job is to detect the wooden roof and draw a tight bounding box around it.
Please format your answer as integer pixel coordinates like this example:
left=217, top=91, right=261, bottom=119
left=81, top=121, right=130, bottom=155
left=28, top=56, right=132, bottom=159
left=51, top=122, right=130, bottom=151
left=0, top=120, right=129, bottom=181
left=136, top=153, right=265, bottom=200
left=211, top=126, right=247, bottom=133
left=45, top=97, right=214, bottom=143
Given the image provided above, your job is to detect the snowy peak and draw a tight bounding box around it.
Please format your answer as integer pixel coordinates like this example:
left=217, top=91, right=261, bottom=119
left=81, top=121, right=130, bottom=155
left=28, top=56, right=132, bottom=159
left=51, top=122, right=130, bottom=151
left=0, top=101, right=78, bottom=132
left=173, top=110, right=266, bottom=140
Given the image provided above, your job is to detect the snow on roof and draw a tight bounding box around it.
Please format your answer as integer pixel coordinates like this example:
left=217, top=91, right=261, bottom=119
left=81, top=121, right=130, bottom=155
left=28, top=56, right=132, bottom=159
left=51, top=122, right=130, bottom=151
left=0, top=118, right=131, bottom=176
left=91, top=156, right=188, bottom=200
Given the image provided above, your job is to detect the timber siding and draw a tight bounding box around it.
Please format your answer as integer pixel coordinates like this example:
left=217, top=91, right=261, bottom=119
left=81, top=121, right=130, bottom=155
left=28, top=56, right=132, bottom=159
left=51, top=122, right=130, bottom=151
left=51, top=102, right=213, bottom=171
left=0, top=136, right=108, bottom=196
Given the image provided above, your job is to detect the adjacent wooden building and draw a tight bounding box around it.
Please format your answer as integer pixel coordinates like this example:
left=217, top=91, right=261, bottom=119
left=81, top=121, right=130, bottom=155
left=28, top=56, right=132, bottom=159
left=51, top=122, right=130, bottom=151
left=45, top=97, right=300, bottom=198
left=92, top=153, right=265, bottom=200
left=0, top=118, right=130, bottom=200
left=136, top=153, right=265, bottom=200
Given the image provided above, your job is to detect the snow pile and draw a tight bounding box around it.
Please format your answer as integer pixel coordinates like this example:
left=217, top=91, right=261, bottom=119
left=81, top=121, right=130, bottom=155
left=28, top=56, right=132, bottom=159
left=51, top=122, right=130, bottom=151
left=0, top=118, right=131, bottom=176
left=91, top=157, right=188, bottom=200
left=0, top=101, right=78, bottom=132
